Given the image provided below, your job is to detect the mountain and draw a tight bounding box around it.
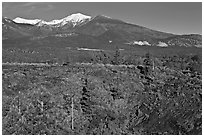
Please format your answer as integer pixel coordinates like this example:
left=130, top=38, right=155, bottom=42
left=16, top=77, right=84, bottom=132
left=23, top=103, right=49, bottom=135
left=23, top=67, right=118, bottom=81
left=75, top=15, right=175, bottom=45
left=13, top=13, right=91, bottom=27
left=2, top=13, right=202, bottom=49
left=161, top=34, right=202, bottom=48
left=2, top=17, right=34, bottom=40
left=2, top=17, right=56, bottom=39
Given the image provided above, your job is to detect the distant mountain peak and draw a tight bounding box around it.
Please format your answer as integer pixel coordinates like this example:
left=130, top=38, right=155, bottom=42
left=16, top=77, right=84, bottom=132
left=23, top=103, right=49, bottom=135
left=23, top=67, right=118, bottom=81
left=65, top=12, right=91, bottom=19
left=4, top=13, right=201, bottom=48
left=13, top=13, right=91, bottom=27
left=61, top=13, right=91, bottom=26
left=67, top=12, right=90, bottom=17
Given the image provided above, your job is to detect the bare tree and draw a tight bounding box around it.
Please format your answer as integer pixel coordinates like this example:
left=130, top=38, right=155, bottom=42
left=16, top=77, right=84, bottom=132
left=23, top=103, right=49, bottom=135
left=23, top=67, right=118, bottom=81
left=71, top=97, right=74, bottom=130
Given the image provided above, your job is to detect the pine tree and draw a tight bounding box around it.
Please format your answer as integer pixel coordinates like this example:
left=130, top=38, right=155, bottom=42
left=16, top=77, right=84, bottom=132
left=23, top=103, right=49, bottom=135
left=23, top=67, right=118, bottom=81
left=143, top=52, right=152, bottom=76
left=71, top=97, right=74, bottom=130
left=112, top=48, right=120, bottom=65
left=80, top=78, right=92, bottom=115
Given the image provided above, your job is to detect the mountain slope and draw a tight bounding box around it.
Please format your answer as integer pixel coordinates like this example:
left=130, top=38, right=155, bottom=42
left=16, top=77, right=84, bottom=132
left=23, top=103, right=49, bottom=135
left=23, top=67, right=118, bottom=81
left=2, top=17, right=34, bottom=39
left=162, top=34, right=202, bottom=47
left=76, top=15, right=174, bottom=40
left=2, top=13, right=202, bottom=49
left=148, top=34, right=202, bottom=48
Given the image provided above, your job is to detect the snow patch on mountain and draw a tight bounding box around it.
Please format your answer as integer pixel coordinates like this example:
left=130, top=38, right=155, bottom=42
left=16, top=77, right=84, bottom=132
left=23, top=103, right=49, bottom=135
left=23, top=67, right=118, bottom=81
left=134, top=41, right=151, bottom=46
left=126, top=41, right=151, bottom=46
left=36, top=20, right=62, bottom=26
left=13, top=13, right=91, bottom=27
left=157, top=41, right=168, bottom=47
left=45, top=19, right=62, bottom=25
left=194, top=45, right=202, bottom=48
left=77, top=47, right=104, bottom=51
left=13, top=17, right=41, bottom=25
left=60, top=13, right=91, bottom=26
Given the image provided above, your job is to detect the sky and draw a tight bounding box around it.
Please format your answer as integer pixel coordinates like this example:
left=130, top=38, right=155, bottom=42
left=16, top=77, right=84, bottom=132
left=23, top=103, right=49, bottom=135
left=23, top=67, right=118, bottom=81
left=2, top=2, right=202, bottom=34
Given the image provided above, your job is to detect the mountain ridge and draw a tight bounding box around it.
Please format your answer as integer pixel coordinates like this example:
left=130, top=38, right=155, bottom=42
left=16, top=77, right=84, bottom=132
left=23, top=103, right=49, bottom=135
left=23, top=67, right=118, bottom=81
left=13, top=13, right=92, bottom=27
left=2, top=13, right=202, bottom=49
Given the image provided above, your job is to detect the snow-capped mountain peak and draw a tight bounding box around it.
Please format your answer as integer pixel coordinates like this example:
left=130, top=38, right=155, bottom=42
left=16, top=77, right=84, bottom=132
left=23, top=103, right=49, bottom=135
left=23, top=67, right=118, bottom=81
left=13, top=17, right=41, bottom=25
left=13, top=13, right=91, bottom=27
left=61, top=13, right=91, bottom=26
left=46, top=19, right=62, bottom=25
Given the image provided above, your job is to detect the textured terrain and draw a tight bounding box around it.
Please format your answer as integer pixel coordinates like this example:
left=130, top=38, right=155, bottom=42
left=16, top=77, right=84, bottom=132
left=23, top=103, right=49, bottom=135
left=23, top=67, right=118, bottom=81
left=2, top=53, right=202, bottom=135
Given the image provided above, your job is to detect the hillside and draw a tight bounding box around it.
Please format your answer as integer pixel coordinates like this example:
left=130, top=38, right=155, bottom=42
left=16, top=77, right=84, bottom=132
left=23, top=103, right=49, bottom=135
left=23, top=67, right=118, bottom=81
left=2, top=13, right=202, bottom=49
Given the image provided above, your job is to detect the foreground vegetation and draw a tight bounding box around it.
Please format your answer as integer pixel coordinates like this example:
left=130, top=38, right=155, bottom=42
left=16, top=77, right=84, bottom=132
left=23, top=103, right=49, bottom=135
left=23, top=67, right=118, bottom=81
left=2, top=47, right=202, bottom=135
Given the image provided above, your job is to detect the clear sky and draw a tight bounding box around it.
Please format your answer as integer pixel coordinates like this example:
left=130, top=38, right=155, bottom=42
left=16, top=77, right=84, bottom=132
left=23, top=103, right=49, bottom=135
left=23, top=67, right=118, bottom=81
left=2, top=2, right=202, bottom=35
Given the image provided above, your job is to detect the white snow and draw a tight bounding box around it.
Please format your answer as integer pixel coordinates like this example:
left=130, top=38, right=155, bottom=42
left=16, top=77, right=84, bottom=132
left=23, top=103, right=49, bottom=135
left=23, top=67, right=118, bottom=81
left=133, top=41, right=151, bottom=46
left=36, top=19, right=62, bottom=26
left=126, top=40, right=151, bottom=46
left=77, top=48, right=104, bottom=51
left=60, top=13, right=91, bottom=27
left=13, top=17, right=41, bottom=25
left=142, top=41, right=151, bottom=46
left=194, top=44, right=202, bottom=48
left=157, top=41, right=168, bottom=47
left=45, top=19, right=62, bottom=25
left=13, top=13, right=91, bottom=27
left=36, top=13, right=91, bottom=27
